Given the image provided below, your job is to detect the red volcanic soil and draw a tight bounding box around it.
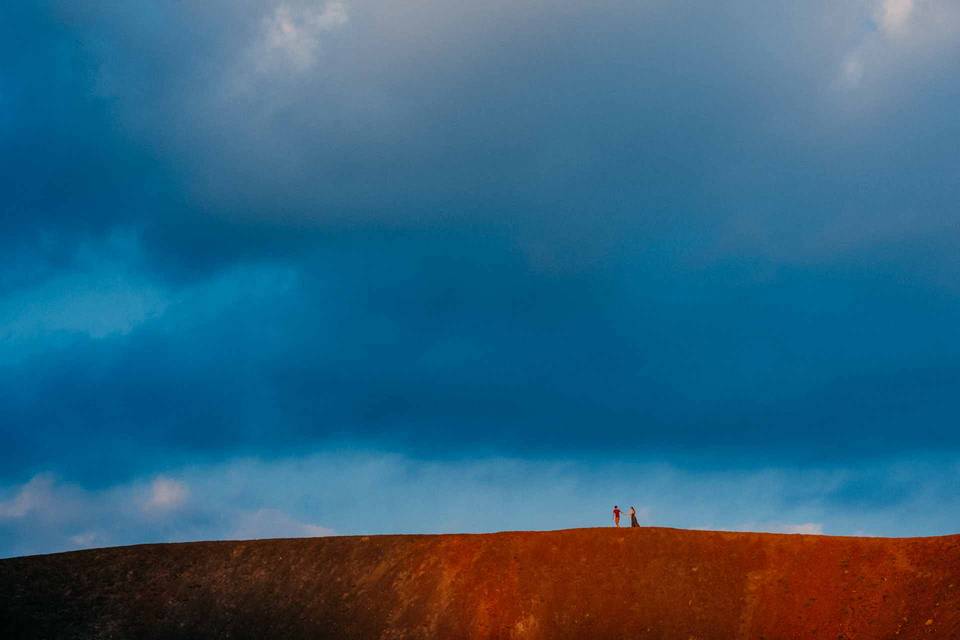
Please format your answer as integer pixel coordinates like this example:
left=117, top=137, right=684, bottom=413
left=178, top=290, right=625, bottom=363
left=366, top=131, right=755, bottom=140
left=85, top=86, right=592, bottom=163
left=2, top=527, right=960, bottom=639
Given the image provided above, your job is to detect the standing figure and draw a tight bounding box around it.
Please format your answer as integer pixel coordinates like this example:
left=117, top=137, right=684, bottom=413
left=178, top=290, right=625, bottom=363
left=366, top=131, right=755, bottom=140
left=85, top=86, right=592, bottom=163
left=612, top=505, right=622, bottom=527
left=629, top=506, right=640, bottom=528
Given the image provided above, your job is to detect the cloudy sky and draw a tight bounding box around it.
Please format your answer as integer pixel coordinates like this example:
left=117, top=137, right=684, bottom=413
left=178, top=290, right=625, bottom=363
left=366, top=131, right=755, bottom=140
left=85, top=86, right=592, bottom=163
left=3, top=0, right=960, bottom=557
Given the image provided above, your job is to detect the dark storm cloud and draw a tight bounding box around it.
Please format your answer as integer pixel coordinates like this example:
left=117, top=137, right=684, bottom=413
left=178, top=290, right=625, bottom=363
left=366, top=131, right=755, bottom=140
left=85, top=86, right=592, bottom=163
left=3, top=0, right=960, bottom=491
left=3, top=228, right=960, bottom=487
left=8, top=0, right=960, bottom=271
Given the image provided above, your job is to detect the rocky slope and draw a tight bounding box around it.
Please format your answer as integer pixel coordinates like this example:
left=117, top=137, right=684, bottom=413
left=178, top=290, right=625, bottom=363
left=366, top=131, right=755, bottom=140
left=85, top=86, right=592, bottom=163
left=3, top=527, right=960, bottom=639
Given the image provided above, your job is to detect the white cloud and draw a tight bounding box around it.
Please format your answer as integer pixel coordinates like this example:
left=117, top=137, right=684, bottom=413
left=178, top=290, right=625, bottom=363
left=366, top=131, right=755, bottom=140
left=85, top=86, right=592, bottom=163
left=231, top=508, right=334, bottom=539
left=142, top=477, right=189, bottom=513
left=776, top=522, right=825, bottom=535
left=3, top=452, right=960, bottom=558
left=706, top=521, right=827, bottom=535
left=838, top=0, right=960, bottom=90
left=839, top=52, right=865, bottom=88
left=258, top=1, right=349, bottom=72
left=878, top=0, right=914, bottom=35
left=0, top=471, right=330, bottom=557
left=68, top=531, right=101, bottom=548
left=0, top=474, right=56, bottom=519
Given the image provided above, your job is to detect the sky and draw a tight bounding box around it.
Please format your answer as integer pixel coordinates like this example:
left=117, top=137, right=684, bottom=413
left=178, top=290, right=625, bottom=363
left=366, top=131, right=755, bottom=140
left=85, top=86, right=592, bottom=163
left=2, top=0, right=960, bottom=557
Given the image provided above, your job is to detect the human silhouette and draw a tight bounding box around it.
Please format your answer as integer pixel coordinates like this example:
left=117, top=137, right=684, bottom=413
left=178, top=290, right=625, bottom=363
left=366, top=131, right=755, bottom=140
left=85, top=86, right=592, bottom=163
left=612, top=505, right=621, bottom=527
left=629, top=506, right=640, bottom=528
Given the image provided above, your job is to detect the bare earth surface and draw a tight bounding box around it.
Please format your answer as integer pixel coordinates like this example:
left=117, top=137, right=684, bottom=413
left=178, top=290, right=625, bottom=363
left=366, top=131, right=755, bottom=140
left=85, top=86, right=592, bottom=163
left=2, top=527, right=960, bottom=639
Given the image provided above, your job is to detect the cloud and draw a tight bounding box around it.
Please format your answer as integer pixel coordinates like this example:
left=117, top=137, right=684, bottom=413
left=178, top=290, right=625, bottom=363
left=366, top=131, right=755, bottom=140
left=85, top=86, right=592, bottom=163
left=257, top=1, right=349, bottom=72
left=3, top=228, right=960, bottom=489
left=776, top=522, right=825, bottom=535
left=8, top=0, right=960, bottom=273
left=68, top=531, right=101, bottom=547
left=231, top=508, right=334, bottom=539
left=3, top=452, right=960, bottom=557
left=878, top=0, right=915, bottom=35
left=837, top=0, right=960, bottom=90
left=839, top=53, right=865, bottom=88
left=142, top=477, right=189, bottom=513
left=0, top=474, right=56, bottom=519
left=0, top=232, right=168, bottom=346
left=707, top=522, right=827, bottom=536
left=4, top=0, right=960, bottom=558
left=0, top=471, right=333, bottom=557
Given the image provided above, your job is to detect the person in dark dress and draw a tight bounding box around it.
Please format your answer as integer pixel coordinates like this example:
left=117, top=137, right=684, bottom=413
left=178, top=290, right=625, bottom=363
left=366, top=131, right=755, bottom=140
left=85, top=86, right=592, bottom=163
left=629, top=506, right=640, bottom=527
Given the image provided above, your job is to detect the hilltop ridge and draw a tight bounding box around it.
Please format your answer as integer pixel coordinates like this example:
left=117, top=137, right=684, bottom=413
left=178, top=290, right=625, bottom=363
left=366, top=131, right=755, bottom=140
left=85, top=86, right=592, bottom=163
left=3, top=526, right=960, bottom=639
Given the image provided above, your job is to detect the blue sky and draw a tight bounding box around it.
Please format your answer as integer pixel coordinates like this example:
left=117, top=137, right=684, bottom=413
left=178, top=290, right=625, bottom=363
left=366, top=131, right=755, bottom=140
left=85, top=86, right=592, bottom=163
left=2, top=0, right=960, bottom=557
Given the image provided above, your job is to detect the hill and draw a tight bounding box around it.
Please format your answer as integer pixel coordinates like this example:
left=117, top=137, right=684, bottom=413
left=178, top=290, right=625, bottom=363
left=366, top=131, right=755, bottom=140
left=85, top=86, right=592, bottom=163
left=2, top=527, right=960, bottom=639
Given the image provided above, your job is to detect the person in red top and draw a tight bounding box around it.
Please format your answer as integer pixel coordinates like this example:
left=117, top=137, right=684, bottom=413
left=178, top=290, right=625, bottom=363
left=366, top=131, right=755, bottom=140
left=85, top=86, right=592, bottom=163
left=612, top=505, right=622, bottom=527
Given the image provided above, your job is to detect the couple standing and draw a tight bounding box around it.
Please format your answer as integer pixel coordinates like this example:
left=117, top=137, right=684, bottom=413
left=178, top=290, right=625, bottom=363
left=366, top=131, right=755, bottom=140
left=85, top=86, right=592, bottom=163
left=612, top=505, right=640, bottom=528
